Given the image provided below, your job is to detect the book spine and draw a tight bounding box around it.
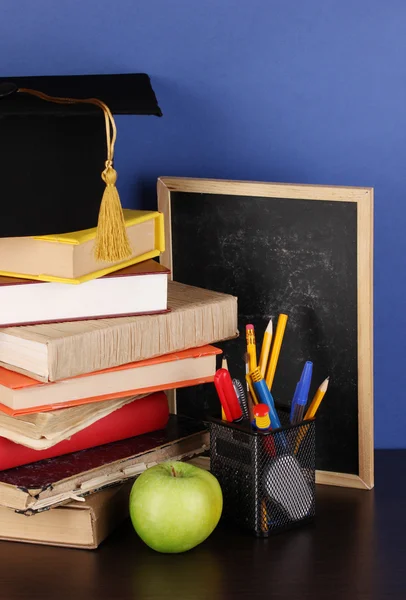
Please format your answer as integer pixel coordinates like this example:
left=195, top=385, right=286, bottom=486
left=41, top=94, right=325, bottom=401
left=0, top=393, right=169, bottom=471
left=47, top=293, right=237, bottom=381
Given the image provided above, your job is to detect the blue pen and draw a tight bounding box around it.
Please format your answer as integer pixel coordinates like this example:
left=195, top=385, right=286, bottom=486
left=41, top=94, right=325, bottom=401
left=290, top=362, right=313, bottom=424
left=290, top=381, right=300, bottom=422
left=250, top=367, right=282, bottom=429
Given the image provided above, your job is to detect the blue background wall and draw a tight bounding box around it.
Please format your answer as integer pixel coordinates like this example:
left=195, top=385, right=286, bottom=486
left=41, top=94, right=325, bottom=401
left=1, top=0, right=404, bottom=448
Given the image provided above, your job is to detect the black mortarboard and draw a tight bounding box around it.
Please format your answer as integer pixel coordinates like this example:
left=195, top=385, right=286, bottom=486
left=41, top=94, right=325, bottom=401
left=0, top=74, right=162, bottom=261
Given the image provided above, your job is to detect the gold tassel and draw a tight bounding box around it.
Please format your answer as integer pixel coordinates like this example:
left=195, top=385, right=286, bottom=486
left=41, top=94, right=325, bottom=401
left=17, top=87, right=132, bottom=263
left=94, top=163, right=132, bottom=262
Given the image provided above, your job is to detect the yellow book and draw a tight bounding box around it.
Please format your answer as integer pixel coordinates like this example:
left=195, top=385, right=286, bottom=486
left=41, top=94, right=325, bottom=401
left=0, top=210, right=165, bottom=284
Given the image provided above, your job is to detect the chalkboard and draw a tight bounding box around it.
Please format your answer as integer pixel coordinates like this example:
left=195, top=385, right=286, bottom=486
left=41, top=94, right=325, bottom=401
left=158, top=178, right=373, bottom=489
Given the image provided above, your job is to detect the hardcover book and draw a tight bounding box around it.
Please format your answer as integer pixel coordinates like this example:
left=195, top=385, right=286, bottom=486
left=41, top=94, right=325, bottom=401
left=0, top=395, right=146, bottom=447
left=0, top=415, right=208, bottom=513
left=0, top=260, right=170, bottom=327
left=0, top=282, right=237, bottom=382
left=0, top=209, right=165, bottom=284
left=0, top=482, right=133, bottom=549
left=0, top=392, right=169, bottom=470
left=0, top=345, right=221, bottom=415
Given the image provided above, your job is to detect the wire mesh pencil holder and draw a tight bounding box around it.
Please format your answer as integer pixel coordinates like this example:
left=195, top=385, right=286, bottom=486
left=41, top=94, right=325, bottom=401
left=209, top=411, right=316, bottom=536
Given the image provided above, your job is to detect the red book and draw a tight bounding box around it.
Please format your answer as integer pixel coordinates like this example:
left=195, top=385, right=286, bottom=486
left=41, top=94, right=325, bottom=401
left=0, top=392, right=169, bottom=471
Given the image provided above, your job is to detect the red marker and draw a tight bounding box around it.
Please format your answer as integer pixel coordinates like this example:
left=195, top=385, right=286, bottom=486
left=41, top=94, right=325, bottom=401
left=214, top=368, right=243, bottom=422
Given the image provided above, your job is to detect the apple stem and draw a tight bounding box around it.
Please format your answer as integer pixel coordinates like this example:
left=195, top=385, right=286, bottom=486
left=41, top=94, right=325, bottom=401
left=171, top=465, right=177, bottom=477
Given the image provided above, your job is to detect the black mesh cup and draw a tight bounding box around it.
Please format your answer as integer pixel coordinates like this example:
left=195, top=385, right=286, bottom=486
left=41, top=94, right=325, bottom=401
left=209, top=412, right=316, bottom=536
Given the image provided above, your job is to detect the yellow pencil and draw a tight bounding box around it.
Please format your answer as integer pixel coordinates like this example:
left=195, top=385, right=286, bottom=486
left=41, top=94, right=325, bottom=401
left=258, top=318, right=273, bottom=378
left=265, top=313, right=288, bottom=391
left=246, top=324, right=257, bottom=372
left=304, top=377, right=329, bottom=419
left=244, top=352, right=256, bottom=418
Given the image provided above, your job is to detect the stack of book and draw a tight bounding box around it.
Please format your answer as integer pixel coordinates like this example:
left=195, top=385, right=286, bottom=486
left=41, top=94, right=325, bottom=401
left=0, top=209, right=238, bottom=548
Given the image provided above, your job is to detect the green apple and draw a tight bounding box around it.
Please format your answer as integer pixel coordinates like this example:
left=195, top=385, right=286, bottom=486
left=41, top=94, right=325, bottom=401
left=129, top=461, right=223, bottom=553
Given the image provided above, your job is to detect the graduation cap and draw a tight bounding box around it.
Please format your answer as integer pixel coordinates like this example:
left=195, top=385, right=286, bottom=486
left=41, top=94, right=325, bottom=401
left=0, top=74, right=162, bottom=262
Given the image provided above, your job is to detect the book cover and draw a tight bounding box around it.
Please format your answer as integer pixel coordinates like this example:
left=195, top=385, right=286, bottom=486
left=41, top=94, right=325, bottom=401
left=0, top=209, right=165, bottom=284
left=0, top=282, right=237, bottom=382
left=0, top=260, right=170, bottom=327
left=0, top=345, right=221, bottom=414
left=0, top=415, right=209, bottom=513
left=0, top=392, right=169, bottom=470
left=0, top=482, right=133, bottom=549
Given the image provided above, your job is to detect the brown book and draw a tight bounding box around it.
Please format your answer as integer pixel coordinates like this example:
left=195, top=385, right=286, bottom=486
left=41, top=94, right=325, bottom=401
left=0, top=482, right=133, bottom=549
left=0, top=260, right=170, bottom=328
left=0, top=415, right=208, bottom=513
left=0, top=282, right=237, bottom=382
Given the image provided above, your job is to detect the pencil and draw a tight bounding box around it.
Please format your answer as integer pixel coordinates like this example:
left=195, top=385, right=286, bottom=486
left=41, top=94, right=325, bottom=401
left=304, top=377, right=329, bottom=420
left=258, top=319, right=273, bottom=378
left=265, top=313, right=288, bottom=391
left=243, top=352, right=255, bottom=421
left=246, top=324, right=257, bottom=372
left=244, top=352, right=250, bottom=393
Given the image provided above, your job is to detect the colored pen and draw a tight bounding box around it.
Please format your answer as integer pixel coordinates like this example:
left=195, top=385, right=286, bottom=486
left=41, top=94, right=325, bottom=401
left=289, top=381, right=300, bottom=423
left=246, top=324, right=257, bottom=372
left=305, top=377, right=329, bottom=420
left=290, top=361, right=312, bottom=422
left=250, top=367, right=282, bottom=429
left=258, top=318, right=273, bottom=378
left=290, top=362, right=313, bottom=424
left=265, top=313, right=288, bottom=391
left=294, top=375, right=327, bottom=454
left=214, top=368, right=243, bottom=423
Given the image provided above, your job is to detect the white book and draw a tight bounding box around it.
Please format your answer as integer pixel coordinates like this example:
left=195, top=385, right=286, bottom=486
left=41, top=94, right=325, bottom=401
left=0, top=259, right=170, bottom=327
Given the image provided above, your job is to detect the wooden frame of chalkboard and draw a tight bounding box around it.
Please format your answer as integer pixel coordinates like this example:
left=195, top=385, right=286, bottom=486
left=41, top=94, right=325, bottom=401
left=158, top=177, right=374, bottom=490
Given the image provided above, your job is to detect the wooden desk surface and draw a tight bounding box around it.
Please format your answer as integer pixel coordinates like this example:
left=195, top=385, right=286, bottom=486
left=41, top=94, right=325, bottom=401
left=0, top=450, right=403, bottom=600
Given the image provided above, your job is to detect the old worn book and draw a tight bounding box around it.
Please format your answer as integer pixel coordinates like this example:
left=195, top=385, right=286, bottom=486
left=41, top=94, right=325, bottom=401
left=0, top=395, right=146, bottom=445
left=0, top=282, right=237, bottom=382
left=0, top=482, right=133, bottom=549
left=0, top=209, right=165, bottom=284
left=0, top=260, right=170, bottom=327
left=0, top=393, right=169, bottom=470
left=0, top=415, right=208, bottom=512
left=0, top=345, right=221, bottom=415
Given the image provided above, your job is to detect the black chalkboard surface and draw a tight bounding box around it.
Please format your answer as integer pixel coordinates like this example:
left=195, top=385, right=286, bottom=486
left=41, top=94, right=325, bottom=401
left=158, top=178, right=373, bottom=489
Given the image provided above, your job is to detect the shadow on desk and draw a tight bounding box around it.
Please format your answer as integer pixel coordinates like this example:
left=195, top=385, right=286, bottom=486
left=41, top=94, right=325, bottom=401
left=0, top=482, right=379, bottom=600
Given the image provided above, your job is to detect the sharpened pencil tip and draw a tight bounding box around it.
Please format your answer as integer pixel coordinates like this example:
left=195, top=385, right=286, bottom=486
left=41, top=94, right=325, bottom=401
left=265, top=319, right=273, bottom=334
left=320, top=377, right=329, bottom=392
